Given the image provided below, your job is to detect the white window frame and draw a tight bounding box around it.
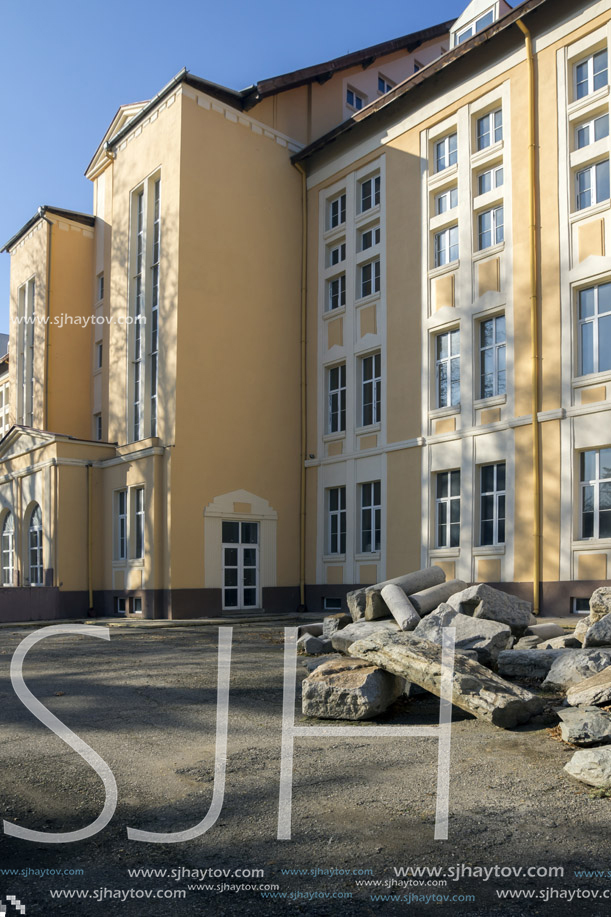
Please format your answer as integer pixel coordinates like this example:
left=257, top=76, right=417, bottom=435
left=575, top=49, right=608, bottom=101
left=359, top=175, right=381, bottom=213
left=96, top=272, right=104, bottom=302
left=577, top=282, right=611, bottom=376
left=576, top=112, right=610, bottom=150
left=435, top=187, right=458, bottom=215
left=359, top=259, right=380, bottom=298
left=580, top=448, right=611, bottom=539
left=435, top=329, right=460, bottom=408
left=28, top=504, right=43, bottom=587
left=477, top=165, right=504, bottom=195
left=133, top=486, right=145, bottom=560
left=360, top=481, right=381, bottom=554
left=435, top=133, right=457, bottom=173
left=346, top=87, right=365, bottom=110
left=132, top=189, right=144, bottom=442
left=457, top=8, right=494, bottom=44
left=150, top=178, right=161, bottom=438
left=476, top=109, right=503, bottom=151
left=328, top=486, right=346, bottom=555
left=328, top=193, right=346, bottom=229
left=479, top=463, right=506, bottom=546
left=479, top=314, right=507, bottom=398
left=0, top=380, right=10, bottom=437
left=1, top=512, right=15, bottom=586
left=576, top=159, right=610, bottom=210
left=361, top=352, right=381, bottom=427
left=94, top=413, right=103, bottom=441
left=478, top=205, right=504, bottom=250
left=327, top=364, right=346, bottom=434
left=435, top=470, right=460, bottom=549
left=378, top=75, right=394, bottom=95
left=434, top=225, right=459, bottom=267
left=328, top=241, right=346, bottom=266
left=95, top=340, right=103, bottom=370
left=359, top=225, right=381, bottom=251
left=327, top=273, right=346, bottom=311
left=114, top=490, right=128, bottom=561
left=17, top=277, right=35, bottom=427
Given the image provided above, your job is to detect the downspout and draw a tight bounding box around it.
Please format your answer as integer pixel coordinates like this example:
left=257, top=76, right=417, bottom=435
left=38, top=207, right=52, bottom=431
left=294, top=162, right=307, bottom=612
left=516, top=18, right=540, bottom=614
left=87, top=463, right=93, bottom=611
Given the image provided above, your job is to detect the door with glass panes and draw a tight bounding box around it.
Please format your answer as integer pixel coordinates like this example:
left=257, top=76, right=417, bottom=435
left=222, top=521, right=259, bottom=610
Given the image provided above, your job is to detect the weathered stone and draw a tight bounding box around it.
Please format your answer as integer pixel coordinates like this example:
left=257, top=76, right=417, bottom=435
left=347, top=631, right=543, bottom=728
left=573, top=619, right=590, bottom=644
left=322, top=613, right=352, bottom=638
left=584, top=613, right=611, bottom=648
left=346, top=588, right=368, bottom=622
left=381, top=584, right=421, bottom=631
left=302, top=658, right=404, bottom=720
left=298, top=623, right=324, bottom=637
left=542, top=650, right=611, bottom=690
left=300, top=653, right=344, bottom=673
left=538, top=635, right=581, bottom=649
left=564, top=747, right=611, bottom=787
left=529, top=614, right=538, bottom=625
left=362, top=567, right=447, bottom=621
left=413, top=603, right=512, bottom=666
left=590, top=587, right=611, bottom=623
left=567, top=666, right=611, bottom=707
left=297, top=634, right=333, bottom=655
left=557, top=706, right=611, bottom=746
left=447, top=583, right=532, bottom=635
left=526, top=623, right=566, bottom=639
left=408, top=580, right=469, bottom=617
left=331, top=620, right=400, bottom=654
left=497, top=649, right=570, bottom=680
left=515, top=635, right=545, bottom=650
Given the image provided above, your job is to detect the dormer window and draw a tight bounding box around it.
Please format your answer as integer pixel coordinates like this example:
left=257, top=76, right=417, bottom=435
left=457, top=9, right=494, bottom=44
left=450, top=2, right=510, bottom=49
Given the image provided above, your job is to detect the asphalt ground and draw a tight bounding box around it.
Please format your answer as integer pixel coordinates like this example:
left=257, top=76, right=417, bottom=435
left=0, top=623, right=609, bottom=917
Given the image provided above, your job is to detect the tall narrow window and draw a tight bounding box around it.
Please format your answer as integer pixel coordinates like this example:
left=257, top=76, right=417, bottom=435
left=150, top=179, right=160, bottom=437
left=478, top=206, right=504, bottom=249
left=575, top=49, right=608, bottom=100
left=361, top=353, right=381, bottom=426
left=328, top=487, right=346, bottom=555
left=327, top=274, right=346, bottom=311
left=435, top=133, right=457, bottom=172
left=359, top=259, right=380, bottom=298
left=576, top=159, right=610, bottom=210
left=476, top=109, right=503, bottom=150
left=360, top=176, right=380, bottom=212
left=361, top=481, right=381, bottom=553
left=18, top=277, right=35, bottom=426
left=436, top=329, right=460, bottom=408
left=480, top=463, right=505, bottom=546
left=328, top=194, right=346, bottom=229
left=580, top=449, right=611, bottom=539
left=1, top=513, right=14, bottom=586
left=480, top=315, right=506, bottom=398
left=576, top=113, right=609, bottom=149
left=116, top=490, right=127, bottom=561
left=434, top=225, right=459, bottom=267
left=133, top=191, right=144, bottom=441
left=328, top=364, right=346, bottom=433
left=28, top=504, right=43, bottom=586
left=578, top=282, right=611, bottom=375
left=134, top=487, right=145, bottom=560
left=436, top=471, right=460, bottom=548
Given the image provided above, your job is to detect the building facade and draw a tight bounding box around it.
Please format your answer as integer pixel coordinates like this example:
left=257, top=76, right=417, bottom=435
left=1, top=0, right=609, bottom=621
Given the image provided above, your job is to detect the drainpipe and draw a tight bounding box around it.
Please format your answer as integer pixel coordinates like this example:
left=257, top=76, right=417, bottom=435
left=294, top=162, right=308, bottom=612
left=87, top=463, right=93, bottom=611
left=516, top=18, right=540, bottom=614
left=38, top=207, right=52, bottom=431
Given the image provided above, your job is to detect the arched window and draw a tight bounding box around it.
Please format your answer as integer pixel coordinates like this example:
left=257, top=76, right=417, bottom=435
left=1, top=513, right=14, bottom=586
left=28, top=504, right=43, bottom=586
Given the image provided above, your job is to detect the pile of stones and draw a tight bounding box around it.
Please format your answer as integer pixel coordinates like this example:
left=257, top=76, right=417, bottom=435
left=298, top=571, right=611, bottom=790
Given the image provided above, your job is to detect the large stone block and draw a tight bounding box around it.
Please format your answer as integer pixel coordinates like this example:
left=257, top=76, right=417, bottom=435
left=447, top=583, right=532, bottom=635
left=347, top=631, right=543, bottom=729
left=583, top=613, right=611, bottom=648
left=542, top=650, right=611, bottom=690
left=567, top=666, right=611, bottom=707
left=331, top=620, right=399, bottom=655
left=302, top=658, right=404, bottom=720
left=564, top=747, right=611, bottom=787
left=381, top=584, right=420, bottom=631
left=497, top=649, right=568, bottom=680
left=408, top=580, right=468, bottom=617
left=413, top=603, right=512, bottom=666
left=557, top=706, right=611, bottom=746
left=362, top=566, right=447, bottom=621
left=590, top=587, right=611, bottom=623
left=322, top=613, right=352, bottom=638
left=525, top=623, right=566, bottom=640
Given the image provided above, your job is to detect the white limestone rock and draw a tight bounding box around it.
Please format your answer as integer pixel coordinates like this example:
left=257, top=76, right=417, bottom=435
left=413, top=603, right=512, bottom=666
left=302, top=658, right=404, bottom=720
left=566, top=666, right=611, bottom=707
left=564, top=747, right=611, bottom=787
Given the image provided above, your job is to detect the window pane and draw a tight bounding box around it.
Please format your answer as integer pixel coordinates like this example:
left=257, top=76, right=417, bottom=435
left=579, top=287, right=595, bottom=319
left=497, top=463, right=506, bottom=491
left=450, top=522, right=460, bottom=547
left=580, top=322, right=594, bottom=374
left=479, top=170, right=491, bottom=195
left=243, top=568, right=257, bottom=587
left=222, top=521, right=240, bottom=543
left=577, top=125, right=589, bottom=149
left=437, top=334, right=448, bottom=360
left=482, top=464, right=495, bottom=493
left=596, top=114, right=610, bottom=141
left=600, top=510, right=611, bottom=538
left=581, top=451, right=597, bottom=482
left=497, top=518, right=505, bottom=544
left=601, top=448, right=611, bottom=479
left=450, top=499, right=460, bottom=523
left=482, top=495, right=494, bottom=519
left=576, top=61, right=589, bottom=99
left=437, top=473, right=448, bottom=499
left=224, top=568, right=238, bottom=587
left=244, top=548, right=257, bottom=566
left=582, top=511, right=594, bottom=538
left=481, top=319, right=493, bottom=347
left=596, top=159, right=610, bottom=201
left=599, top=315, right=611, bottom=372
left=225, top=588, right=238, bottom=607
left=241, top=522, right=258, bottom=544
left=243, top=588, right=257, bottom=607
left=224, top=547, right=238, bottom=566
left=481, top=520, right=494, bottom=545
left=593, top=50, right=608, bottom=91
left=450, top=470, right=460, bottom=496
left=496, top=314, right=506, bottom=342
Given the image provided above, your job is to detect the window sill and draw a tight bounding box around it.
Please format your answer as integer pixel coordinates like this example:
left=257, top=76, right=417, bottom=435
left=356, top=422, right=381, bottom=436
left=568, top=84, right=610, bottom=119
left=430, top=547, right=460, bottom=558
left=356, top=203, right=381, bottom=225
left=355, top=552, right=381, bottom=562
left=355, top=291, right=382, bottom=308
left=323, top=225, right=347, bottom=242
left=322, top=431, right=346, bottom=443
left=474, top=394, right=507, bottom=410
left=473, top=544, right=505, bottom=556
left=428, top=163, right=458, bottom=190
left=323, top=305, right=346, bottom=321
left=572, top=370, right=611, bottom=389
left=572, top=539, right=611, bottom=549
left=429, top=404, right=461, bottom=419
left=323, top=554, right=346, bottom=563
left=429, top=260, right=459, bottom=279
left=473, top=241, right=505, bottom=263
left=470, top=140, right=504, bottom=169
left=569, top=198, right=610, bottom=223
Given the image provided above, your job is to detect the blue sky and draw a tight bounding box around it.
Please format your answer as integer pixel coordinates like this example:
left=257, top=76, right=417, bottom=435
left=0, top=0, right=477, bottom=330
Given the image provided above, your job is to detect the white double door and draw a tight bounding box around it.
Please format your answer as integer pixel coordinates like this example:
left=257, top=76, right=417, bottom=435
left=222, top=520, right=259, bottom=610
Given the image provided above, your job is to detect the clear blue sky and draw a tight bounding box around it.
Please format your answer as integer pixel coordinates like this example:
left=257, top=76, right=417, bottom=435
left=0, top=0, right=477, bottom=331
